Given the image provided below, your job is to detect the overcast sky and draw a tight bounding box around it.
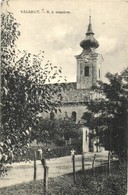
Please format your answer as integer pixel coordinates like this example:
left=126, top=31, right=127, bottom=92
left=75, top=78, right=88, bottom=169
left=4, top=0, right=128, bottom=82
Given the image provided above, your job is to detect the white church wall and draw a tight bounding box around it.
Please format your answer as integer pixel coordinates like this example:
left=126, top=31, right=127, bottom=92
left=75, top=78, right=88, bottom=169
left=41, top=104, right=88, bottom=122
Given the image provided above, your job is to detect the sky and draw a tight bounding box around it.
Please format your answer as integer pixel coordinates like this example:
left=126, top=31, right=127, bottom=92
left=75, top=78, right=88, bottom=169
left=3, top=0, right=128, bottom=82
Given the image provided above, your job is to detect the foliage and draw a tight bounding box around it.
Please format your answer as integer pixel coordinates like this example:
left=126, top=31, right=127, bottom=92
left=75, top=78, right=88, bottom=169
left=11, top=145, right=82, bottom=162
left=83, top=69, right=128, bottom=158
left=0, top=162, right=127, bottom=195
left=1, top=11, right=65, bottom=166
left=32, top=116, right=82, bottom=146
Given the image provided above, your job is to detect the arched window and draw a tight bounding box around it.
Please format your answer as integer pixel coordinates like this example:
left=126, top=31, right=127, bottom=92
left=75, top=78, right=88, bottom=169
left=84, top=66, right=89, bottom=76
left=99, top=69, right=100, bottom=78
left=50, top=111, right=55, bottom=120
left=86, top=130, right=88, bottom=141
left=72, top=111, right=77, bottom=122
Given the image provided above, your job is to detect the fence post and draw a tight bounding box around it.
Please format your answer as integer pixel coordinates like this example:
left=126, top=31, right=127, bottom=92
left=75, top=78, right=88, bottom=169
left=41, top=157, right=49, bottom=195
left=72, top=154, right=76, bottom=183
left=82, top=153, right=84, bottom=171
left=33, top=150, right=37, bottom=181
left=92, top=154, right=96, bottom=176
left=108, top=151, right=111, bottom=174
left=44, top=166, right=49, bottom=195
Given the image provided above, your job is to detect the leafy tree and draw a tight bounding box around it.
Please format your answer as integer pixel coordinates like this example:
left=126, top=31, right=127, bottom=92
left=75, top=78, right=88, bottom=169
left=83, top=69, right=128, bottom=158
left=53, top=117, right=81, bottom=146
left=1, top=11, right=65, bottom=165
left=32, top=116, right=82, bottom=146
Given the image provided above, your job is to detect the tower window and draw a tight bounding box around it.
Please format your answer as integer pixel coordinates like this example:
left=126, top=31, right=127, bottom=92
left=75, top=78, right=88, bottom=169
left=72, top=111, right=77, bottom=122
left=50, top=111, right=55, bottom=120
left=86, top=130, right=88, bottom=141
left=99, top=69, right=100, bottom=78
left=84, top=66, right=89, bottom=76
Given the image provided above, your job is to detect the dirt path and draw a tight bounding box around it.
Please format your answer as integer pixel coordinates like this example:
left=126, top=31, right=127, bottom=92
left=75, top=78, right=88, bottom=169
left=0, top=152, right=108, bottom=188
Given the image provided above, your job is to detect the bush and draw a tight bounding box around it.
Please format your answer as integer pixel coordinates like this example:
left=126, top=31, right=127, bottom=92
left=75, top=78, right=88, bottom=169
left=13, top=146, right=42, bottom=162
left=12, top=144, right=82, bottom=162
left=75, top=161, right=127, bottom=195
left=50, top=144, right=82, bottom=158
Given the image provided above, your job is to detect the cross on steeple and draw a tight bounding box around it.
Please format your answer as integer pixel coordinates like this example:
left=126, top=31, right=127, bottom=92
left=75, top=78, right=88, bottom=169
left=89, top=15, right=91, bottom=24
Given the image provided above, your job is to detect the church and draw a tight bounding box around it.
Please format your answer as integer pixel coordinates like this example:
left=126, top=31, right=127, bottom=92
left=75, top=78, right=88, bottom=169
left=44, top=16, right=104, bottom=152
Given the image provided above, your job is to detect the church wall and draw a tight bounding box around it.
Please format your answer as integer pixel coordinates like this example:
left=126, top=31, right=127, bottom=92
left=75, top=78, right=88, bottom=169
left=80, top=61, right=93, bottom=89
left=92, top=53, right=99, bottom=86
left=57, top=105, right=88, bottom=122
left=76, top=58, right=94, bottom=89
left=76, top=59, right=81, bottom=89
left=41, top=104, right=88, bottom=122
left=76, top=51, right=100, bottom=90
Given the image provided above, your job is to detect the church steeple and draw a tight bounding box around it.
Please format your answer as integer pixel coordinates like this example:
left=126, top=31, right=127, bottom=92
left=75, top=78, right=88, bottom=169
left=80, top=16, right=99, bottom=49
left=86, top=16, right=94, bottom=35
left=75, top=15, right=103, bottom=89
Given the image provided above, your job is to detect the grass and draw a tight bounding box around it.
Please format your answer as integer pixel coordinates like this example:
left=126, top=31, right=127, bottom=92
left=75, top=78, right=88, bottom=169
left=0, top=161, right=127, bottom=195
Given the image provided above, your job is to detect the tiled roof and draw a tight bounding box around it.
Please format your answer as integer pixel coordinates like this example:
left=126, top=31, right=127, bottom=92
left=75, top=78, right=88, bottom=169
left=43, top=82, right=91, bottom=104
left=61, top=82, right=90, bottom=103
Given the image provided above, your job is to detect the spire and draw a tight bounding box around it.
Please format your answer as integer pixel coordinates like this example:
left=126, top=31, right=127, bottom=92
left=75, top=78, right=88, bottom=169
left=89, top=15, right=91, bottom=24
left=86, top=15, right=94, bottom=35
left=80, top=15, right=99, bottom=49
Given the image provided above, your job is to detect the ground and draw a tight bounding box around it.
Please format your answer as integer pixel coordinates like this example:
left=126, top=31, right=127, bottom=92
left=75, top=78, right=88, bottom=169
left=0, top=159, right=126, bottom=195
left=0, top=152, right=109, bottom=188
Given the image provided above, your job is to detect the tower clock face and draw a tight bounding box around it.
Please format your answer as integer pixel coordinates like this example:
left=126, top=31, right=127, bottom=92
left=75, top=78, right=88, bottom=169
left=83, top=55, right=90, bottom=62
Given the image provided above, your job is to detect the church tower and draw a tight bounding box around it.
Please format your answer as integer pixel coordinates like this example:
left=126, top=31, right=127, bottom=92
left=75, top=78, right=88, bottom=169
left=75, top=16, right=103, bottom=89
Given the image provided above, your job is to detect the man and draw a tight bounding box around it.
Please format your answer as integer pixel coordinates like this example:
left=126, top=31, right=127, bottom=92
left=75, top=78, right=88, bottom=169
left=70, top=148, right=76, bottom=159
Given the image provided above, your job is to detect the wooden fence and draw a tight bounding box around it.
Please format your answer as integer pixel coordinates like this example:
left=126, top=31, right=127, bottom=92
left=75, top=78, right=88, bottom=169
left=32, top=151, right=114, bottom=194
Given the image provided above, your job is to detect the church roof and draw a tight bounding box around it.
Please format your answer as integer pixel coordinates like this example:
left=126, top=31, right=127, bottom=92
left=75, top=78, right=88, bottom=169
left=49, top=82, right=90, bottom=104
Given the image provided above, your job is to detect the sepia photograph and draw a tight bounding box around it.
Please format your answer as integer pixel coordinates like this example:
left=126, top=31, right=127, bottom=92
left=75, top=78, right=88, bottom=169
left=0, top=0, right=127, bottom=194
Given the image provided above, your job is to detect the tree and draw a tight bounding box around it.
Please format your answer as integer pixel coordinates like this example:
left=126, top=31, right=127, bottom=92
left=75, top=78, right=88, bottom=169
left=54, top=117, right=81, bottom=145
left=1, top=11, right=65, bottom=165
left=32, top=116, right=82, bottom=146
left=84, top=69, right=128, bottom=158
left=53, top=117, right=82, bottom=146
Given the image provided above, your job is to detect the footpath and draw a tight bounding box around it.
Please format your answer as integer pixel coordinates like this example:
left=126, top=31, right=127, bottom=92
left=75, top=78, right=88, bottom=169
left=0, top=152, right=109, bottom=188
